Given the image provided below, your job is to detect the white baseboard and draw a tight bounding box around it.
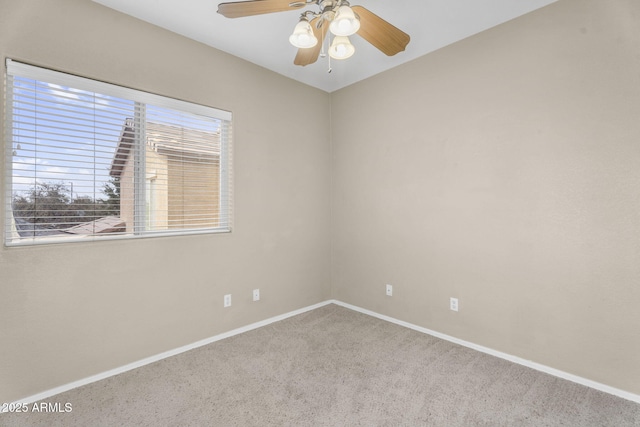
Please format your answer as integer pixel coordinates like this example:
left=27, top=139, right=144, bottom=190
left=331, top=299, right=640, bottom=404
left=7, top=300, right=333, bottom=408
left=8, top=298, right=639, bottom=408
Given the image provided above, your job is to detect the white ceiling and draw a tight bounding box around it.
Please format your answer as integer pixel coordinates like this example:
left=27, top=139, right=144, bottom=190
left=92, top=0, right=557, bottom=93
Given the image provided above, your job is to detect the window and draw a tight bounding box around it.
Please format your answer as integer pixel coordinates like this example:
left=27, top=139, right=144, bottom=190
left=4, top=60, right=232, bottom=246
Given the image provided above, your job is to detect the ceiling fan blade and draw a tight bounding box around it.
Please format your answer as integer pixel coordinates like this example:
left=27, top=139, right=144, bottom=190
left=352, top=5, right=410, bottom=56
left=218, top=0, right=304, bottom=18
left=294, top=17, right=325, bottom=66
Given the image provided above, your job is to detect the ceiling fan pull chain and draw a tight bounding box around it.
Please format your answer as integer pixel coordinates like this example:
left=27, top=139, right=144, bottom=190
left=327, top=33, right=332, bottom=73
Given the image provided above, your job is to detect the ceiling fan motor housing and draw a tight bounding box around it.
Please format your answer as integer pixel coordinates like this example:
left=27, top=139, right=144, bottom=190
left=319, top=0, right=338, bottom=21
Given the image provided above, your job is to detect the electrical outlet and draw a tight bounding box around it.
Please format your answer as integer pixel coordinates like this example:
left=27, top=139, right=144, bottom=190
left=224, top=294, right=232, bottom=308
left=253, top=289, right=260, bottom=301
left=450, top=297, right=459, bottom=312
left=386, top=284, right=393, bottom=297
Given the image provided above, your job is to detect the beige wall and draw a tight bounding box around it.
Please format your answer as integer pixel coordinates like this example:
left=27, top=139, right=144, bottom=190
left=0, top=0, right=331, bottom=402
left=331, top=0, right=640, bottom=395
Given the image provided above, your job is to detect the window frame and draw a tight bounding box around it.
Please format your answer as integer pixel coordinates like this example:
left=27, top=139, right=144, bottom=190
left=4, top=59, right=233, bottom=247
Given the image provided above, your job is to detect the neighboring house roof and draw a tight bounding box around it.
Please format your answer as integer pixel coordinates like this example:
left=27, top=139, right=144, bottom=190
left=65, top=216, right=125, bottom=234
left=13, top=216, right=125, bottom=237
left=110, top=118, right=135, bottom=178
left=14, top=218, right=68, bottom=237
left=110, top=119, right=221, bottom=178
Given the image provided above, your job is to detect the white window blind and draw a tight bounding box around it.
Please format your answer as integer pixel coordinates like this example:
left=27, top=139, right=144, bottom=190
left=5, top=59, right=232, bottom=246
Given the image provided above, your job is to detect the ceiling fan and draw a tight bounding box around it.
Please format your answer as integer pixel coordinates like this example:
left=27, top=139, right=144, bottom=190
left=217, top=0, right=410, bottom=66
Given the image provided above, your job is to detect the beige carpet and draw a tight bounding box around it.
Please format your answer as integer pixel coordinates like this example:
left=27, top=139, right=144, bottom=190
left=2, top=304, right=639, bottom=426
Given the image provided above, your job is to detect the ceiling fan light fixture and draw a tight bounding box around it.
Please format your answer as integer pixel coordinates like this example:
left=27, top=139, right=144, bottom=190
left=328, top=36, right=355, bottom=60
left=218, top=0, right=410, bottom=67
left=289, top=18, right=318, bottom=49
left=329, top=4, right=360, bottom=36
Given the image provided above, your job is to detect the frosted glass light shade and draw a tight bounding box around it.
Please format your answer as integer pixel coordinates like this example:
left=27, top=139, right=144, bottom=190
left=289, top=20, right=318, bottom=49
left=329, top=5, right=360, bottom=36
left=328, top=36, right=355, bottom=60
